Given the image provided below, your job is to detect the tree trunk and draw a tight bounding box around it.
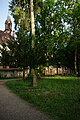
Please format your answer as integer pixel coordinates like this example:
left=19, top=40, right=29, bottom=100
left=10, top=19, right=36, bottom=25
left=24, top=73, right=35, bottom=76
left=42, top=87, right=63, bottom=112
left=23, top=68, right=25, bottom=80
left=30, top=0, right=37, bottom=87
left=74, top=47, right=78, bottom=75
left=31, top=68, right=37, bottom=87
left=30, top=0, right=35, bottom=48
left=56, top=67, right=58, bottom=75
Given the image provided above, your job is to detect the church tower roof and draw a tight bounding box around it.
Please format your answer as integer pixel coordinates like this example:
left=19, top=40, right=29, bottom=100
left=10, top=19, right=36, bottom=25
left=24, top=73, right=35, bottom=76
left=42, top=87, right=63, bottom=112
left=5, top=11, right=12, bottom=24
left=5, top=11, right=12, bottom=34
left=7, top=15, right=11, bottom=21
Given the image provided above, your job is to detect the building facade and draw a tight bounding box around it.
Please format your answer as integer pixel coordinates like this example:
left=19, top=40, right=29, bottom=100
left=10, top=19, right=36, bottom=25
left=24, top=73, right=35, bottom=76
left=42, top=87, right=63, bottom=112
left=0, top=15, right=13, bottom=44
left=0, top=15, right=14, bottom=68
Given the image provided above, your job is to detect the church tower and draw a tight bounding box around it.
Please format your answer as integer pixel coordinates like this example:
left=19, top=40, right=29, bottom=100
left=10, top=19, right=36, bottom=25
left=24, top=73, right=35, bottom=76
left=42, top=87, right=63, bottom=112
left=5, top=14, right=12, bottom=34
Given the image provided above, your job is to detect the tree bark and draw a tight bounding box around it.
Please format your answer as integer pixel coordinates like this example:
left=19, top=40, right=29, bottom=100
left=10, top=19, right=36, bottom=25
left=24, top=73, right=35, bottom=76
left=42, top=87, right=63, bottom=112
left=74, top=47, right=78, bottom=75
left=30, top=0, right=37, bottom=87
left=23, top=68, right=25, bottom=80
left=56, top=67, right=58, bottom=75
left=30, top=0, right=35, bottom=48
left=31, top=68, right=37, bottom=87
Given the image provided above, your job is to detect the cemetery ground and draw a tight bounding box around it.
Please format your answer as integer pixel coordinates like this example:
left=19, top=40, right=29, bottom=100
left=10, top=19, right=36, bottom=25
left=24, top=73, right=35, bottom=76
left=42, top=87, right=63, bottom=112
left=5, top=76, right=80, bottom=120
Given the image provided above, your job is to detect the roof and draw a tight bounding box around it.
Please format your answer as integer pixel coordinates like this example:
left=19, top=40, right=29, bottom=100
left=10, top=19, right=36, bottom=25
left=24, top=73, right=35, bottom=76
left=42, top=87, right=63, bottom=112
left=0, top=30, right=4, bottom=34
left=7, top=15, right=11, bottom=21
left=0, top=30, right=10, bottom=43
left=5, top=15, right=12, bottom=24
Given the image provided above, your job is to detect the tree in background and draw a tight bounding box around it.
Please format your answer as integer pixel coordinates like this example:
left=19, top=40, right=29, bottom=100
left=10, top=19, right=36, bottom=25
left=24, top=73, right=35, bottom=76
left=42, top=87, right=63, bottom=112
left=63, top=0, right=80, bottom=75
left=9, top=0, right=42, bottom=86
left=4, top=0, right=80, bottom=80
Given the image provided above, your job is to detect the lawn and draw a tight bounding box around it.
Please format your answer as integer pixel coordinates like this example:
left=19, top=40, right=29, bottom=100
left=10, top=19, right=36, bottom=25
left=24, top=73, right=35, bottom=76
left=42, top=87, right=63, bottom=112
left=5, top=76, right=80, bottom=120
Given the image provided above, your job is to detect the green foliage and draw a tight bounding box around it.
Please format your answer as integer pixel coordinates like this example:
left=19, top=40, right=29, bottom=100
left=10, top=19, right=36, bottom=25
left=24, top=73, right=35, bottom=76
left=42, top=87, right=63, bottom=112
left=7, top=0, right=80, bottom=74
left=8, top=0, right=45, bottom=69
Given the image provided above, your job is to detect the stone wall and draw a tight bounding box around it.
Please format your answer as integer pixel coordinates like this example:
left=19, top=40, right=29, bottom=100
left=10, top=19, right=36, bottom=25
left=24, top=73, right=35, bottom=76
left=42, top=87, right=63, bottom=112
left=0, top=66, right=71, bottom=78
left=43, top=66, right=70, bottom=76
left=0, top=68, right=29, bottom=78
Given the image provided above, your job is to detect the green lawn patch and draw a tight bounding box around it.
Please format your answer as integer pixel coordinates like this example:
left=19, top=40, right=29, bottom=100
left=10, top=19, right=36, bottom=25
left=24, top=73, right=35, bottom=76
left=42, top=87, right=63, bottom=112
left=5, top=76, right=80, bottom=120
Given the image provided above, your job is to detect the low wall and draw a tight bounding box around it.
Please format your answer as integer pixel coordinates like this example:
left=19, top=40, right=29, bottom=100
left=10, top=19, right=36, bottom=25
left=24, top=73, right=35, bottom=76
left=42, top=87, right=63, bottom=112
left=43, top=66, right=70, bottom=75
left=0, top=66, right=71, bottom=78
left=0, top=68, right=29, bottom=78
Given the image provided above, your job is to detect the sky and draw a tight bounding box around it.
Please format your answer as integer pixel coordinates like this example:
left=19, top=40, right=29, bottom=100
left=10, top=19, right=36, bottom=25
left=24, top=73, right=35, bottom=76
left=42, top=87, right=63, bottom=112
left=0, top=0, right=14, bottom=31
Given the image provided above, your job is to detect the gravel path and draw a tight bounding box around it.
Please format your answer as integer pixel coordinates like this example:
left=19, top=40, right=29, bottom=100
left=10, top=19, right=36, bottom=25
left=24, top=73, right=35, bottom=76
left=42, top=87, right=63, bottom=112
left=0, top=81, right=52, bottom=120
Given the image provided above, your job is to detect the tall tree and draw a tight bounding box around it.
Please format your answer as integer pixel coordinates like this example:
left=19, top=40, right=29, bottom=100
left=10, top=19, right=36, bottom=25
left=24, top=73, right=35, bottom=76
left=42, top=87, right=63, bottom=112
left=8, top=0, right=80, bottom=77
left=30, top=0, right=37, bottom=87
left=65, top=0, right=80, bottom=75
left=9, top=0, right=42, bottom=86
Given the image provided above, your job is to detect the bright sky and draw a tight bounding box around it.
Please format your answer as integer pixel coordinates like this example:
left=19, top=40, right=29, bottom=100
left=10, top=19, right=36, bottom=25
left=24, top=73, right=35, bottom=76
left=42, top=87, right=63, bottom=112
left=0, top=0, right=14, bottom=31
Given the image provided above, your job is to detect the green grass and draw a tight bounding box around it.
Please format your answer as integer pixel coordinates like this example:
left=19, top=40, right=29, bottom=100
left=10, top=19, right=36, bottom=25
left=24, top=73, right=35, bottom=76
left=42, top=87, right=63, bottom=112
left=5, top=76, right=80, bottom=120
